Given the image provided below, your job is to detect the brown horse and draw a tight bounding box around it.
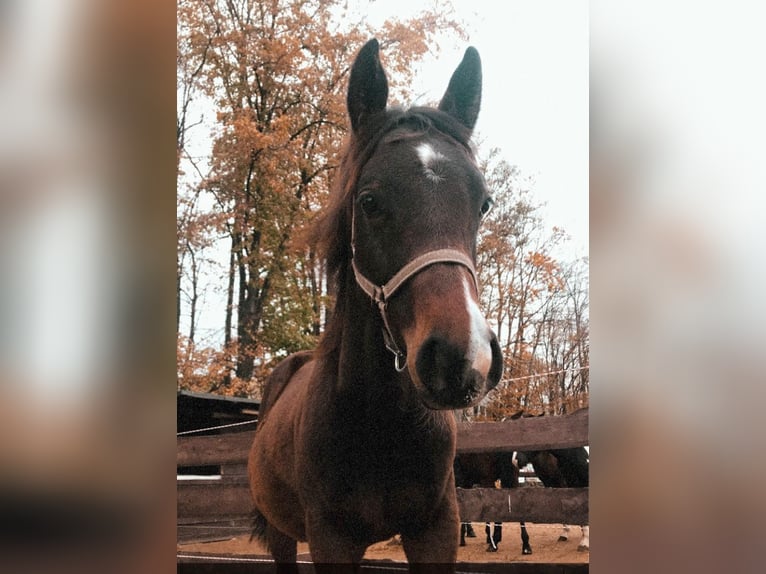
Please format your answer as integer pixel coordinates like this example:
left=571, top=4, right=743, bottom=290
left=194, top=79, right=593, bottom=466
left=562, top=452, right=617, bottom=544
left=247, top=39, right=503, bottom=573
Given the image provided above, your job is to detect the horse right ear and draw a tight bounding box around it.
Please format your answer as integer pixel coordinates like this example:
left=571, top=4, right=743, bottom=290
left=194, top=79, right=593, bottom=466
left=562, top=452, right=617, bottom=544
left=438, top=47, right=482, bottom=132
left=347, top=38, right=389, bottom=134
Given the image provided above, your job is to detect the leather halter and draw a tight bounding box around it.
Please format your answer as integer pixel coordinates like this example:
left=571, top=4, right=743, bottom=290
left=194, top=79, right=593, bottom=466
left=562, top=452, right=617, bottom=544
left=351, top=248, right=479, bottom=372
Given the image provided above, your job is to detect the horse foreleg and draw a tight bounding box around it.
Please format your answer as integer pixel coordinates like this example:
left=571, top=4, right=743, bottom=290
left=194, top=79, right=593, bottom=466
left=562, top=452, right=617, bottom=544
left=520, top=521, right=532, bottom=555
left=459, top=523, right=467, bottom=546
left=401, top=501, right=458, bottom=573
left=266, top=525, right=299, bottom=574
left=485, top=522, right=501, bottom=552
left=577, top=525, right=589, bottom=552
left=305, top=517, right=366, bottom=574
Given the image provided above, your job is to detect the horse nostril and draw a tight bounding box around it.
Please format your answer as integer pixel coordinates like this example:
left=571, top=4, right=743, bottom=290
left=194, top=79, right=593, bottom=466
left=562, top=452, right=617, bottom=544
left=415, top=335, right=482, bottom=406
left=415, top=336, right=462, bottom=394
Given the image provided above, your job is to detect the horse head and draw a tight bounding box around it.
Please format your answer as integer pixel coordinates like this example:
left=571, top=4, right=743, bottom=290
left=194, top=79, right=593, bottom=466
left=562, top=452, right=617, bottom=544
left=343, top=39, right=503, bottom=409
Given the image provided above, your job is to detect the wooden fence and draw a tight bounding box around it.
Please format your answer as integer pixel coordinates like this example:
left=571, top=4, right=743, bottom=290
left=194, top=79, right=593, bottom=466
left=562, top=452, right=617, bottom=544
left=177, top=408, right=588, bottom=572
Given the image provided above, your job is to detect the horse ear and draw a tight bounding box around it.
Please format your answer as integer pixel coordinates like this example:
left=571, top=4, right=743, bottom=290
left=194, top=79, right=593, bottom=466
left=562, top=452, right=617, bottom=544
left=438, top=47, right=482, bottom=131
left=347, top=38, right=389, bottom=134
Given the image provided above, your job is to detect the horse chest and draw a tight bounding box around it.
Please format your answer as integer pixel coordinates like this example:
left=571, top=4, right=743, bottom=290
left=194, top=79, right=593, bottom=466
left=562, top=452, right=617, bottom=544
left=313, top=434, right=451, bottom=527
left=330, top=476, right=445, bottom=542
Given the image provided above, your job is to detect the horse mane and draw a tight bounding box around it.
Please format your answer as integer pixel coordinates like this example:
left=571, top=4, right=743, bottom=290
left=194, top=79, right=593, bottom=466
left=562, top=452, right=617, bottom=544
left=311, top=106, right=475, bottom=359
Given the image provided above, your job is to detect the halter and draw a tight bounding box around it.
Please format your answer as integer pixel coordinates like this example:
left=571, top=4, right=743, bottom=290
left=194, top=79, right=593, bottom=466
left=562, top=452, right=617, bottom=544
left=351, top=247, right=479, bottom=372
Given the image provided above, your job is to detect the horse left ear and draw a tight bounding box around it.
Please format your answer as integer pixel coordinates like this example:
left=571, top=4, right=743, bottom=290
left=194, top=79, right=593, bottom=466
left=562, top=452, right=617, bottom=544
left=438, top=47, right=482, bottom=132
left=347, top=38, right=389, bottom=134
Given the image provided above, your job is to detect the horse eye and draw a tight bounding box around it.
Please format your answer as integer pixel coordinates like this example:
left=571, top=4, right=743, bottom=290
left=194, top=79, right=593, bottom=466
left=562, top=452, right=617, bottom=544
left=358, top=193, right=381, bottom=217
left=480, top=198, right=494, bottom=217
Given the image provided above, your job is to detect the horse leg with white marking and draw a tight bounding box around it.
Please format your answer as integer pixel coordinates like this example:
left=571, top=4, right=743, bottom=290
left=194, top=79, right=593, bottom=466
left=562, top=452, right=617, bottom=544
left=520, top=521, right=532, bottom=555
left=484, top=522, right=502, bottom=552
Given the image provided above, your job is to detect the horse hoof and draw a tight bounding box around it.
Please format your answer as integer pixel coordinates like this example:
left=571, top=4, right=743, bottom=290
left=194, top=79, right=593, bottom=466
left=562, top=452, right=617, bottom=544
left=577, top=545, right=589, bottom=552
left=522, top=548, right=533, bottom=555
left=486, top=546, right=498, bottom=553
left=460, top=541, right=466, bottom=547
left=558, top=536, right=568, bottom=542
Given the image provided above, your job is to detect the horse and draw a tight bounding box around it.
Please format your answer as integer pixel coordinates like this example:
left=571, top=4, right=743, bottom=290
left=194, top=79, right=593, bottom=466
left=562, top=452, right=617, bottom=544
left=514, top=447, right=590, bottom=552
left=508, top=409, right=589, bottom=553
left=247, top=38, right=503, bottom=573
left=453, top=445, right=589, bottom=555
left=453, top=451, right=526, bottom=553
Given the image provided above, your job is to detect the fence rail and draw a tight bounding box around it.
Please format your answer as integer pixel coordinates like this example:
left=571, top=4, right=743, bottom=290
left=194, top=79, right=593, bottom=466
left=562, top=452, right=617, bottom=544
left=177, top=408, right=589, bottom=467
left=178, top=408, right=588, bottom=540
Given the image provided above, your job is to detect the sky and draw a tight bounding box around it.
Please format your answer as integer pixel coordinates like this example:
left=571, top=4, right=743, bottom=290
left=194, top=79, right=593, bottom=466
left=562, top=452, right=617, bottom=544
left=359, top=0, right=589, bottom=258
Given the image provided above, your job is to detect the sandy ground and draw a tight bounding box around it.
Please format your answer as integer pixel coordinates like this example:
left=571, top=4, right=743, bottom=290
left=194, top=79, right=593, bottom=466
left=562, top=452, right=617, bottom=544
left=178, top=522, right=588, bottom=565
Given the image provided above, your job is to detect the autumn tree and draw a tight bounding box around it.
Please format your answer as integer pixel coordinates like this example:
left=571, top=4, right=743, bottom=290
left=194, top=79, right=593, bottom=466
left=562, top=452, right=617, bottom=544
left=475, top=148, right=588, bottom=418
left=177, top=0, right=465, bottom=392
left=177, top=10, right=208, bottom=335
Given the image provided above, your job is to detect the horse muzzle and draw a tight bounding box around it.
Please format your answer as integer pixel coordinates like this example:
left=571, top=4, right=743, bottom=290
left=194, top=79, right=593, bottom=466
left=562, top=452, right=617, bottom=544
left=412, top=330, right=503, bottom=409
left=401, top=269, right=503, bottom=409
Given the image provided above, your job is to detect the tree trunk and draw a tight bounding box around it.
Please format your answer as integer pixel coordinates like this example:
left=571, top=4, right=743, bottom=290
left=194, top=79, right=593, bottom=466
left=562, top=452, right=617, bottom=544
left=176, top=258, right=182, bottom=334
left=219, top=236, right=236, bottom=387
left=224, top=236, right=235, bottom=348
left=188, top=246, right=198, bottom=344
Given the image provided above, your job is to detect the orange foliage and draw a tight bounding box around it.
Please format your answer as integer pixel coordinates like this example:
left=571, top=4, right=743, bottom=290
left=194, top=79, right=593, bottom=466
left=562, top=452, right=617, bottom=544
left=177, top=335, right=274, bottom=398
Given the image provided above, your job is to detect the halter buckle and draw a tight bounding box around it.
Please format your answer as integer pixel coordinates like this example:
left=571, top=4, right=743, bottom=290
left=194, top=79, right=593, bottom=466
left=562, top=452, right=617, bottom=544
left=393, top=351, right=407, bottom=372
left=381, top=317, right=408, bottom=372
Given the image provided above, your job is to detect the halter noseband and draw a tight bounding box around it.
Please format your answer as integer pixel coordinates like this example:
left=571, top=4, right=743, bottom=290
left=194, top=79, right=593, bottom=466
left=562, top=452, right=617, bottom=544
left=351, top=248, right=479, bottom=372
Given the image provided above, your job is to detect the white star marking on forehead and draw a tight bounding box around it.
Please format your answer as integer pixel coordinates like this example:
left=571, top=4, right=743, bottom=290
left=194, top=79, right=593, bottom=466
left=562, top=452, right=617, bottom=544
left=415, top=142, right=447, bottom=183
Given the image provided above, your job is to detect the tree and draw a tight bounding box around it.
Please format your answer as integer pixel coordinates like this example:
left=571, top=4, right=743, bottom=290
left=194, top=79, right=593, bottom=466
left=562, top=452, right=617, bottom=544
left=177, top=0, right=465, bottom=391
left=474, top=148, right=588, bottom=419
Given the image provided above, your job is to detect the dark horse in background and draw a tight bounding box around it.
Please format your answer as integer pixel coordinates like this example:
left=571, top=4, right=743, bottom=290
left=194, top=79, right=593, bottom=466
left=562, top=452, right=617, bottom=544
left=454, top=444, right=589, bottom=555
left=511, top=409, right=589, bottom=553
left=453, top=451, right=522, bottom=552
left=248, top=39, right=503, bottom=573
left=515, top=447, right=590, bottom=553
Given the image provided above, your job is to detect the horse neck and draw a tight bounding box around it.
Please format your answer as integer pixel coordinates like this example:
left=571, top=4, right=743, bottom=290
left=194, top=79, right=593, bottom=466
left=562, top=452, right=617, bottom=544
left=314, top=268, right=454, bottom=444
left=321, top=271, right=417, bottom=412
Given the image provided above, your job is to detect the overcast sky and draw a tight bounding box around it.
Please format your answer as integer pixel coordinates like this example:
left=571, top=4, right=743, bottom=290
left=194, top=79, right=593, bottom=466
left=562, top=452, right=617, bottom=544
left=359, top=0, right=589, bottom=257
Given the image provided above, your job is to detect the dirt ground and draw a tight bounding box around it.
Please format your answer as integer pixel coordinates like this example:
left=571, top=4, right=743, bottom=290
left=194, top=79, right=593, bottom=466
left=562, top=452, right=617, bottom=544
left=178, top=522, right=588, bottom=565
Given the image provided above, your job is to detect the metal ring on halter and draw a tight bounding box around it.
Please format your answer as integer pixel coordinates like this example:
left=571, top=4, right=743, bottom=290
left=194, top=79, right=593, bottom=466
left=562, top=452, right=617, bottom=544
left=378, top=310, right=407, bottom=372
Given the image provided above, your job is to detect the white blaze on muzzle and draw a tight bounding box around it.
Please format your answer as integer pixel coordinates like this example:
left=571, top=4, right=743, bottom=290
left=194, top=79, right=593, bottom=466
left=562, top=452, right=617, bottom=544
left=463, top=277, right=493, bottom=379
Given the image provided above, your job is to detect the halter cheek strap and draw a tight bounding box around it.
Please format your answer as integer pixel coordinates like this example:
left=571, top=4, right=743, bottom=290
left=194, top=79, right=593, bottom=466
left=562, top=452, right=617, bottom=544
left=351, top=248, right=479, bottom=371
